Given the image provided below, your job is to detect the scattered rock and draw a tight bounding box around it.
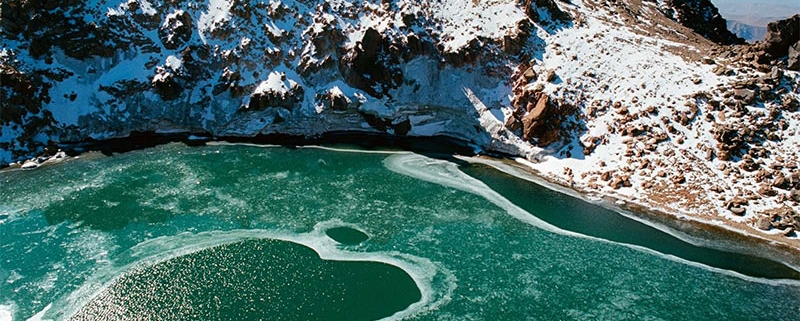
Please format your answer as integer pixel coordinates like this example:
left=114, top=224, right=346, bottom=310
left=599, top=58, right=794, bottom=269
left=733, top=89, right=756, bottom=104
left=791, top=189, right=800, bottom=202
left=725, top=197, right=749, bottom=214
left=657, top=0, right=743, bottom=45
left=758, top=184, right=777, bottom=196
left=756, top=216, right=773, bottom=231
left=729, top=206, right=746, bottom=216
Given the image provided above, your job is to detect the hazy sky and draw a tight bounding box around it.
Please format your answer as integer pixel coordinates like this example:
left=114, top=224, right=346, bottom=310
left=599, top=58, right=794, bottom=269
left=709, top=0, right=800, bottom=25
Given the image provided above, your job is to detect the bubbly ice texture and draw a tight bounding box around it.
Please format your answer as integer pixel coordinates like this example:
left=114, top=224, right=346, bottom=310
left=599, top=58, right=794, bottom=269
left=61, top=227, right=448, bottom=321
left=2, top=143, right=799, bottom=321
left=384, top=153, right=800, bottom=285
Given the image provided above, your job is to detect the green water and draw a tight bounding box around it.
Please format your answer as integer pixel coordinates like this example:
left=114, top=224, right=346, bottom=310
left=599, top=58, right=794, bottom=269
left=72, top=238, right=419, bottom=320
left=1, top=143, right=799, bottom=320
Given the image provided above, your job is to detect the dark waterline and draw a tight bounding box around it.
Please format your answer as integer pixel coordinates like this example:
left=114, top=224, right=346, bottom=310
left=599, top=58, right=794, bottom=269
left=326, top=226, right=370, bottom=245
left=71, top=238, right=421, bottom=320
left=461, top=163, right=800, bottom=280
left=52, top=131, right=478, bottom=161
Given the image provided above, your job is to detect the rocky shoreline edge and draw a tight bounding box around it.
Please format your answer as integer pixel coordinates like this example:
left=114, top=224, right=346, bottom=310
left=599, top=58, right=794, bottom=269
left=3, top=130, right=799, bottom=277
left=480, top=156, right=800, bottom=272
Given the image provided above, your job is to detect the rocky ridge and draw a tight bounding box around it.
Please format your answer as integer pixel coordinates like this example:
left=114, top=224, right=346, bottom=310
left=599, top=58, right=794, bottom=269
left=1, top=0, right=800, bottom=244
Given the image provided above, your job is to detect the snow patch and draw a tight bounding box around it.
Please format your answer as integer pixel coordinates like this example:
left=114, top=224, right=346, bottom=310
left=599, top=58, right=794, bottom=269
left=165, top=55, right=182, bottom=71
left=254, top=71, right=294, bottom=94
left=198, top=0, right=234, bottom=43
left=0, top=304, right=12, bottom=321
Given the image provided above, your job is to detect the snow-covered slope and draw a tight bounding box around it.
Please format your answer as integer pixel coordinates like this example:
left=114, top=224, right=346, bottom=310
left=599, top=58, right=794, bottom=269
left=1, top=0, right=800, bottom=244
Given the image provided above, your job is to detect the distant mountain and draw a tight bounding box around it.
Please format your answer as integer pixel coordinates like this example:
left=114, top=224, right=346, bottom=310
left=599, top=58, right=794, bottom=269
left=711, top=0, right=800, bottom=26
left=727, top=20, right=767, bottom=42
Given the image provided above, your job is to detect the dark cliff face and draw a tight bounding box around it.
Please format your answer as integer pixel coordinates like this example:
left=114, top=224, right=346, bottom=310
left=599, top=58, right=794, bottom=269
left=658, top=0, right=744, bottom=45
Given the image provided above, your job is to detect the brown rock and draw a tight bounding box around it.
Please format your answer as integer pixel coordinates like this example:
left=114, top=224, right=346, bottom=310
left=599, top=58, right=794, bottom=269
left=757, top=216, right=773, bottom=231
left=773, top=175, right=791, bottom=189
left=505, top=115, right=522, bottom=132
left=729, top=206, right=746, bottom=216
left=529, top=95, right=549, bottom=120
left=758, top=184, right=778, bottom=196
left=733, top=89, right=756, bottom=104
left=789, top=40, right=800, bottom=70
left=791, top=189, right=800, bottom=202
left=761, top=14, right=800, bottom=60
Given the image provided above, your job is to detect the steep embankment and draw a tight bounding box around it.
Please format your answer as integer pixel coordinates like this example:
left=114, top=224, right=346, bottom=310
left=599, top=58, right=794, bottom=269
left=1, top=1, right=800, bottom=247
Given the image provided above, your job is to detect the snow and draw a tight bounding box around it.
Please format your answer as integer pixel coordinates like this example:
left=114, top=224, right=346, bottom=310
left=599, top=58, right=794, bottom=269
left=198, top=0, right=234, bottom=43
left=254, top=71, right=292, bottom=94
left=1, top=0, right=798, bottom=243
left=0, top=304, right=11, bottom=321
left=431, top=0, right=527, bottom=52
left=165, top=55, right=182, bottom=71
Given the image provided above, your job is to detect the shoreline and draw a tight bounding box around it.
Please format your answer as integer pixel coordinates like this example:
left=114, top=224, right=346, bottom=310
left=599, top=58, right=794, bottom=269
left=471, top=155, right=800, bottom=270
left=3, top=131, right=799, bottom=272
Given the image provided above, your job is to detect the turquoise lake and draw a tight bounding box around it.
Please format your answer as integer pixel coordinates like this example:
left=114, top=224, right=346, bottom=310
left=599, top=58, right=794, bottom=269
left=1, top=143, right=799, bottom=320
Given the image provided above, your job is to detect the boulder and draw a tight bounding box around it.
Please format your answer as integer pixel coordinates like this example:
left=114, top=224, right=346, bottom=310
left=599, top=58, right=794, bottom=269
left=756, top=216, right=773, bottom=231
left=732, top=89, right=756, bottom=104
left=761, top=14, right=800, bottom=59
left=725, top=196, right=749, bottom=209
left=788, top=40, right=800, bottom=70
left=791, top=189, right=800, bottom=202
left=320, top=87, right=350, bottom=111
left=247, top=73, right=304, bottom=110
left=758, top=184, right=777, bottom=196
left=729, top=206, right=746, bottom=216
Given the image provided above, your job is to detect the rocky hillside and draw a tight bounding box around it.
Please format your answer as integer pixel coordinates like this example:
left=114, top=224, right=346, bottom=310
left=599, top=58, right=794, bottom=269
left=1, top=0, right=800, bottom=243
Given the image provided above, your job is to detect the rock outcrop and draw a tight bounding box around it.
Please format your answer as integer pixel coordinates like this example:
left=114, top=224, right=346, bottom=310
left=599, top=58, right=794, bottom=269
left=758, top=14, right=800, bottom=70
left=657, top=0, right=744, bottom=45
